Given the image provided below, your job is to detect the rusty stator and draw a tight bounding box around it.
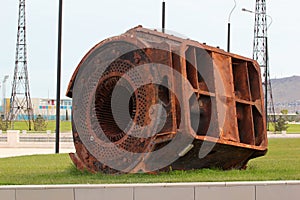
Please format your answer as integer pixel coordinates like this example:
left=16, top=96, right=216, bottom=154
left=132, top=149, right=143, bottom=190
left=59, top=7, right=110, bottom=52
left=66, top=26, right=268, bottom=174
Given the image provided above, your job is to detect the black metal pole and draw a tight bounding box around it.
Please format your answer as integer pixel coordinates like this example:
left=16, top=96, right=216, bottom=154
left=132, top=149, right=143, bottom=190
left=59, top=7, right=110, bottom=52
left=265, top=37, right=269, bottom=130
left=162, top=1, right=165, bottom=33
left=56, top=0, right=63, bottom=154
left=227, top=22, right=231, bottom=52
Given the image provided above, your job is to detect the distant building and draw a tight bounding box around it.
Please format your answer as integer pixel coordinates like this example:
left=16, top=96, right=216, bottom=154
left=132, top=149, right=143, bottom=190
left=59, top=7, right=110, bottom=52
left=1, top=98, right=72, bottom=121
left=274, top=100, right=300, bottom=114
left=0, top=98, right=11, bottom=120
left=269, top=113, right=300, bottom=122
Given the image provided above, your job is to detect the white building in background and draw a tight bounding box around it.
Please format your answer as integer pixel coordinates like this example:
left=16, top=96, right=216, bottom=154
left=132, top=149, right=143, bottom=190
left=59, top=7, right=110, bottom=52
left=1, top=98, right=72, bottom=121
left=32, top=98, right=72, bottom=120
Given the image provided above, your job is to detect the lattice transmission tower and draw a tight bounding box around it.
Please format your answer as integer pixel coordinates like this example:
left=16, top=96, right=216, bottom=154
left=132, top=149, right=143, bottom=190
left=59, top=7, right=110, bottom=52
left=8, top=0, right=34, bottom=130
left=252, top=0, right=275, bottom=130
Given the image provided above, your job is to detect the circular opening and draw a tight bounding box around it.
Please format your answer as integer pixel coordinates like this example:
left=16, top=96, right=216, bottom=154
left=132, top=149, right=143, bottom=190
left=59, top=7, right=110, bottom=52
left=95, top=76, right=136, bottom=143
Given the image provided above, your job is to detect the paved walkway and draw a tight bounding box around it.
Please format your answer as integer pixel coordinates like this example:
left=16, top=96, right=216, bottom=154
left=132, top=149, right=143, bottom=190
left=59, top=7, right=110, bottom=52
left=267, top=133, right=300, bottom=138
left=0, top=147, right=75, bottom=158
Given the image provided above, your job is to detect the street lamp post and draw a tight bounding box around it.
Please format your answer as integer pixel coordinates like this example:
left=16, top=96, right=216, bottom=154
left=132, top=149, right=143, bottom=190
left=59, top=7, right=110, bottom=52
left=0, top=82, right=2, bottom=113
left=227, top=0, right=236, bottom=52
left=2, top=75, right=9, bottom=120
left=56, top=0, right=63, bottom=154
left=162, top=1, right=166, bottom=33
left=242, top=8, right=273, bottom=29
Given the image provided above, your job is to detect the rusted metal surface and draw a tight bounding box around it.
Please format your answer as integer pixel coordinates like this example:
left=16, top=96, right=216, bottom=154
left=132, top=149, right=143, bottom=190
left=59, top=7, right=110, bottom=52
left=66, top=25, right=267, bottom=174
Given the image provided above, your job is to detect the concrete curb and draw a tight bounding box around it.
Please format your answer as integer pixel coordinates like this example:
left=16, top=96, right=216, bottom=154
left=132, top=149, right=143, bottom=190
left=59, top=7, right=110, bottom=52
left=1, top=181, right=300, bottom=200
left=267, top=133, right=300, bottom=138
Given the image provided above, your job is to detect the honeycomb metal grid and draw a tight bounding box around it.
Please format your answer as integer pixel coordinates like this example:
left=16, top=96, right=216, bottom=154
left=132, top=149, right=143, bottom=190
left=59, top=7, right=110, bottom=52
left=94, top=59, right=152, bottom=153
left=72, top=43, right=161, bottom=171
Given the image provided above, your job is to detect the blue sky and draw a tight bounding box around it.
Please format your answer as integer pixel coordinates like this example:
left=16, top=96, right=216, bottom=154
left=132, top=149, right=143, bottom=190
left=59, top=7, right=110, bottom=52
left=0, top=0, right=299, bottom=98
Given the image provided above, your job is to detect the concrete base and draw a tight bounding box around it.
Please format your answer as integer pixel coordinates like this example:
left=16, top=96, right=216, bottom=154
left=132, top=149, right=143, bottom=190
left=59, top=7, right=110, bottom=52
left=1, top=181, right=300, bottom=200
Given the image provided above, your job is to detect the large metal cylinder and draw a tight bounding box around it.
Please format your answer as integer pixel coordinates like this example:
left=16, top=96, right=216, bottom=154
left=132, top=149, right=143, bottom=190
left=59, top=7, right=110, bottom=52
left=66, top=26, right=267, bottom=174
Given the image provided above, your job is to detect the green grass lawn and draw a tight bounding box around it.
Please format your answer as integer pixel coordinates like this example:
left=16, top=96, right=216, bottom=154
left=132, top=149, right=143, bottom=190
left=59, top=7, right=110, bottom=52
left=286, top=124, right=300, bottom=133
left=45, top=121, right=71, bottom=132
left=0, top=138, right=300, bottom=185
left=7, top=121, right=71, bottom=133
left=268, top=123, right=300, bottom=133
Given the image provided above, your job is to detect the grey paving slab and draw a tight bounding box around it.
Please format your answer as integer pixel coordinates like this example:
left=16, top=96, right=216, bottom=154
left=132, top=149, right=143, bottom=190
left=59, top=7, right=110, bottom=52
left=16, top=188, right=74, bottom=200
left=256, top=184, right=300, bottom=200
left=135, top=186, right=194, bottom=200
left=195, top=185, right=255, bottom=200
left=75, top=187, right=133, bottom=200
left=0, top=189, right=15, bottom=200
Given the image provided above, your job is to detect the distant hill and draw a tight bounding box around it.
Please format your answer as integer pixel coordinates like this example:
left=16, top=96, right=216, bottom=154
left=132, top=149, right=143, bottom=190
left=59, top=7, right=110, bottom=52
left=271, top=76, right=300, bottom=112
left=271, top=76, right=300, bottom=103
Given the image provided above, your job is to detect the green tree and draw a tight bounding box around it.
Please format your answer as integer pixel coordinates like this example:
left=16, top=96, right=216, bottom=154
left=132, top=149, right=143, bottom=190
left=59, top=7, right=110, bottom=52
left=33, top=115, right=48, bottom=131
left=275, top=116, right=288, bottom=132
left=0, top=118, right=10, bottom=131
left=0, top=117, right=5, bottom=131
left=281, top=109, right=288, bottom=115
